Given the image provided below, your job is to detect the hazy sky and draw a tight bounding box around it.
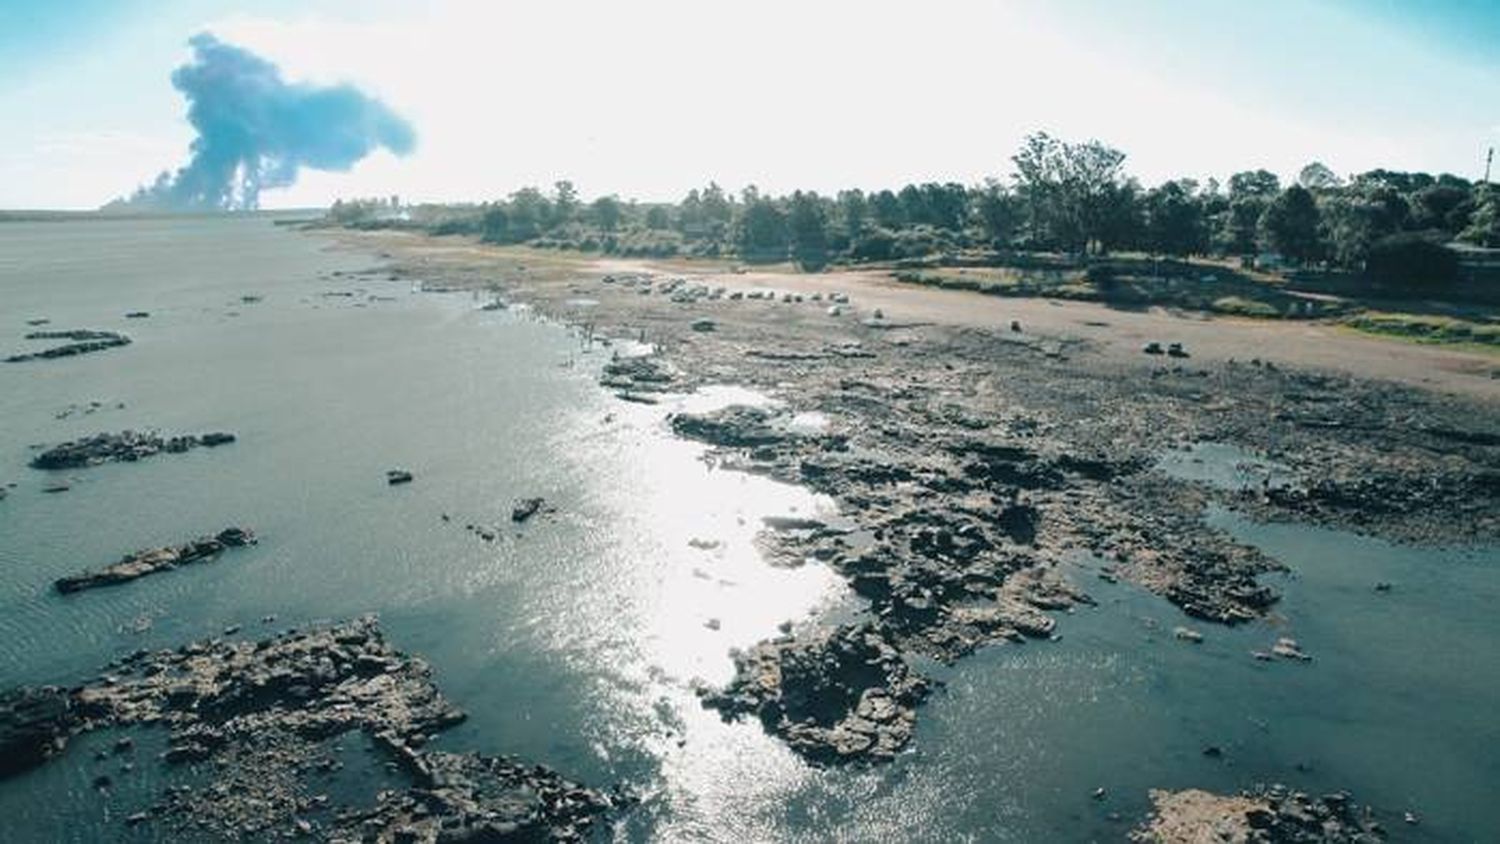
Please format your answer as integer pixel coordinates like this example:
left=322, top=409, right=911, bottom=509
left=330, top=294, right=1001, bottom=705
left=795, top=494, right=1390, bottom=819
left=2, top=0, right=1497, bottom=209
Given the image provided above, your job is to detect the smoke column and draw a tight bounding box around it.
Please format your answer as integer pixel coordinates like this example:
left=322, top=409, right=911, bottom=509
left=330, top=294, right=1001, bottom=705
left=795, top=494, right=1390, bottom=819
left=114, top=33, right=415, bottom=211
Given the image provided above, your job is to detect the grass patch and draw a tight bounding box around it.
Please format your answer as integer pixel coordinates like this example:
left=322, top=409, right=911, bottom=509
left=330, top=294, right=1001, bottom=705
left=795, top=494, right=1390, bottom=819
left=1344, top=312, right=1500, bottom=349
left=1211, top=296, right=1281, bottom=318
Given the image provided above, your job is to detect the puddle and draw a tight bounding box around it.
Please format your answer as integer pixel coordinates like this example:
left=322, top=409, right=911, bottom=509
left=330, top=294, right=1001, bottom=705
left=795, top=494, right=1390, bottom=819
left=1156, top=441, right=1296, bottom=491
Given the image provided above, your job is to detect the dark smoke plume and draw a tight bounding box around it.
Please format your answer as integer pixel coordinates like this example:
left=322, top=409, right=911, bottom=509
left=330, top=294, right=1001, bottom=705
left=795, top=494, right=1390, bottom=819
left=110, top=33, right=415, bottom=211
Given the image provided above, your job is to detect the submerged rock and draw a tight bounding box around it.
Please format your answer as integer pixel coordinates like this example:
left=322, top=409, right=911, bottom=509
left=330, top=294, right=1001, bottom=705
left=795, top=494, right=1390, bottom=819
left=0, top=686, right=76, bottom=777
left=54, top=527, right=257, bottom=594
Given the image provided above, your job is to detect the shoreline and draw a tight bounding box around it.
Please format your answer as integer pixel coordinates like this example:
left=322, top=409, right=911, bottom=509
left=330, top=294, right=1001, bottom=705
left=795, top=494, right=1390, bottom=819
left=322, top=228, right=1499, bottom=769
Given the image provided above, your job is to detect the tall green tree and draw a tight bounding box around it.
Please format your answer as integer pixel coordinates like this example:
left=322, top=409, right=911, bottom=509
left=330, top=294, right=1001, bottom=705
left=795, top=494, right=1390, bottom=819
left=974, top=180, right=1017, bottom=248
left=552, top=180, right=579, bottom=225
left=1258, top=185, right=1324, bottom=264
left=590, top=195, right=622, bottom=232
left=1143, top=180, right=1207, bottom=257
left=788, top=191, right=831, bottom=271
left=870, top=189, right=904, bottom=228
left=735, top=197, right=788, bottom=263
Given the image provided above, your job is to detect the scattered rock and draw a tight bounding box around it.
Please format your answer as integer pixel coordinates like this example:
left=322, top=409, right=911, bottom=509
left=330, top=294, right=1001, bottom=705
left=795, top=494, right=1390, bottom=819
left=386, top=469, right=414, bottom=485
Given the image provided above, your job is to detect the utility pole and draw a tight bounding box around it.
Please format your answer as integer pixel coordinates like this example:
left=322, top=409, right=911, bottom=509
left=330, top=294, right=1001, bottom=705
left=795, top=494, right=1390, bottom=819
left=1486, top=147, right=1494, bottom=184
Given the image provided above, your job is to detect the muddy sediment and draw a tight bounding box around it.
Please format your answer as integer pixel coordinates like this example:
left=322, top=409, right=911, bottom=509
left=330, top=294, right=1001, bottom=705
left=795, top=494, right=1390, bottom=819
left=344, top=236, right=1500, bottom=768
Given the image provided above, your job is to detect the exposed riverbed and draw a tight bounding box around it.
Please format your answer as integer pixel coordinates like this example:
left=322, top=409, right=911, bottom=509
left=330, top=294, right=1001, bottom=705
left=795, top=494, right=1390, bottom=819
left=1, top=217, right=1496, bottom=841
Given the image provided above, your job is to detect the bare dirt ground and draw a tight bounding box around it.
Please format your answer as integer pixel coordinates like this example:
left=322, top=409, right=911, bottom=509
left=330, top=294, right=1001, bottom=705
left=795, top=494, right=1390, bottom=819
left=324, top=229, right=1499, bottom=770
left=349, top=232, right=1498, bottom=398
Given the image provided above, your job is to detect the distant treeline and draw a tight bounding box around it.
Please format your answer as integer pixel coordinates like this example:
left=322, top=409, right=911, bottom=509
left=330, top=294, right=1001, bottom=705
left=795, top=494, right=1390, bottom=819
left=329, top=132, right=1500, bottom=283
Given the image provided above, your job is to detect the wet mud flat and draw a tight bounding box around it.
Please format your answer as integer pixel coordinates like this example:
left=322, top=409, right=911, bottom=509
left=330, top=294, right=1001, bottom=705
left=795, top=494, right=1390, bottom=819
left=353, top=236, right=1499, bottom=784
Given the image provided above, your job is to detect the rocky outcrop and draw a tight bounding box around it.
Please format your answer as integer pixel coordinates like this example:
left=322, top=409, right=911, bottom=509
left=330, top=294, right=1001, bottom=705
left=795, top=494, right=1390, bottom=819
left=29, top=430, right=237, bottom=470
left=599, top=355, right=676, bottom=392
left=54, top=527, right=256, bottom=594
left=0, top=686, right=76, bottom=777
left=6, top=329, right=131, bottom=363
left=511, top=496, right=552, bottom=523
left=1132, top=785, right=1386, bottom=843
left=700, top=623, right=929, bottom=764
left=2, top=618, right=614, bottom=839
left=670, top=405, right=786, bottom=448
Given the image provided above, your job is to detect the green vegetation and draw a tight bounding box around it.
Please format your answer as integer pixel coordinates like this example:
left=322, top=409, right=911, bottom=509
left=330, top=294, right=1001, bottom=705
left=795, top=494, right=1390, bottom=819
left=1345, top=312, right=1500, bottom=348
left=328, top=133, right=1500, bottom=306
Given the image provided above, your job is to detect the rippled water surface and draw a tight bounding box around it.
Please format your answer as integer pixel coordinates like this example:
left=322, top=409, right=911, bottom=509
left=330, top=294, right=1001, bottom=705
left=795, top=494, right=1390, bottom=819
left=0, top=218, right=1495, bottom=842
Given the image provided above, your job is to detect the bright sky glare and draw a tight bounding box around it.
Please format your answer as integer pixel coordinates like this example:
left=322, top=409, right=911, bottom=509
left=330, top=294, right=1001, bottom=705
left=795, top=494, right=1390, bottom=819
left=1, top=0, right=1496, bottom=209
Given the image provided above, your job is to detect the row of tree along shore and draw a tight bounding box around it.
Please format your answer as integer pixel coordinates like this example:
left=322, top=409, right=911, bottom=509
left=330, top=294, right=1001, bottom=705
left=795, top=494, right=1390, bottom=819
left=327, top=132, right=1500, bottom=289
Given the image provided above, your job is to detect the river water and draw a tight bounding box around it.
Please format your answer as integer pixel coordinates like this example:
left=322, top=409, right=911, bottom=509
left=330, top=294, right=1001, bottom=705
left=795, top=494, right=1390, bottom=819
left=0, top=217, right=1494, bottom=841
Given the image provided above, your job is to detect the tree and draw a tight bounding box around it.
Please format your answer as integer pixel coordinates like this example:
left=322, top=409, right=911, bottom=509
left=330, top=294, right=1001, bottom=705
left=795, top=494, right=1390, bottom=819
left=1410, top=184, right=1472, bottom=234
left=734, top=197, right=787, bottom=263
left=507, top=187, right=553, bottom=240
left=788, top=191, right=831, bottom=271
left=973, top=180, right=1017, bottom=248
left=837, top=189, right=869, bottom=239
left=644, top=205, right=671, bottom=230
left=590, top=195, right=622, bottom=232
left=1217, top=170, right=1281, bottom=255
left=480, top=205, right=511, bottom=243
left=1320, top=186, right=1409, bottom=268
left=552, top=180, right=579, bottom=225
left=1143, top=180, right=1207, bottom=257
left=1460, top=185, right=1500, bottom=247
left=700, top=181, right=733, bottom=242
left=1297, top=162, right=1342, bottom=191
left=1258, top=185, right=1323, bottom=264
left=1011, top=131, right=1130, bottom=253
left=871, top=189, right=903, bottom=228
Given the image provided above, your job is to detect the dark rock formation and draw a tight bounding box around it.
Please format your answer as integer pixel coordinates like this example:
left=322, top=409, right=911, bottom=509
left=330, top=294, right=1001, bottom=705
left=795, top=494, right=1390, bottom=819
left=599, top=355, right=676, bottom=392
left=511, top=497, right=551, bottom=523
left=54, top=527, right=256, bottom=594
left=700, top=623, right=929, bottom=764
left=386, top=469, right=414, bottom=485
left=29, top=430, right=237, bottom=470
left=6, top=329, right=131, bottom=363
left=1, top=618, right=614, bottom=839
left=671, top=405, right=786, bottom=448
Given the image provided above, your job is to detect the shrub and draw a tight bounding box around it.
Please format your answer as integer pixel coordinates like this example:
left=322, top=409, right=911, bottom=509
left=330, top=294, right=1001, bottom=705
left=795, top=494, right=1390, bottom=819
left=1365, top=233, right=1459, bottom=288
